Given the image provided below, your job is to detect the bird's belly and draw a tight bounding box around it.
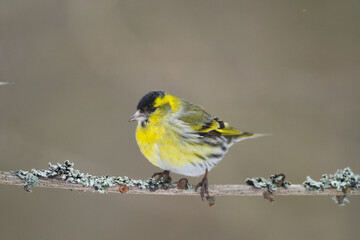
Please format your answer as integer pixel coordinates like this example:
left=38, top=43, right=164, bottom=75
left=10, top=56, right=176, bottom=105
left=137, top=128, right=226, bottom=177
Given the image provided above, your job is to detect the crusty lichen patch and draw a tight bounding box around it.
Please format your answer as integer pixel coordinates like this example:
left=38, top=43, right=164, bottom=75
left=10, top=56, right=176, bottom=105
left=246, top=173, right=291, bottom=193
left=303, top=167, right=359, bottom=206
left=245, top=173, right=291, bottom=202
left=303, top=168, right=359, bottom=191
left=14, top=171, right=40, bottom=192
left=14, top=161, right=174, bottom=193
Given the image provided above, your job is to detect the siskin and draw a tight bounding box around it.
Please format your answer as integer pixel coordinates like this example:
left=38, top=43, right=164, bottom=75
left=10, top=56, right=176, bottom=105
left=129, top=91, right=264, bottom=200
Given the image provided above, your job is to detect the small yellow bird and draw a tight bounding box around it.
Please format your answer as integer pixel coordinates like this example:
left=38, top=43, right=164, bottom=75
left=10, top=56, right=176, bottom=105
left=129, top=91, right=263, bottom=200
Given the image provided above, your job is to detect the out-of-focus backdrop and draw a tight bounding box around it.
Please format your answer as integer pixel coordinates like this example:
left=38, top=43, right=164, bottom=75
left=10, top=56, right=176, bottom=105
left=1, top=1, right=359, bottom=239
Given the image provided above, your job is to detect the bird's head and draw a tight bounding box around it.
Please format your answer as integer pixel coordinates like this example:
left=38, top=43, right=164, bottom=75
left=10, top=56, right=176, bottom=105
left=129, top=91, right=181, bottom=126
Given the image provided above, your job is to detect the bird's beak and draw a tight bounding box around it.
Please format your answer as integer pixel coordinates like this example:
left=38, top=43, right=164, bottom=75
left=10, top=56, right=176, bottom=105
left=129, top=110, right=147, bottom=122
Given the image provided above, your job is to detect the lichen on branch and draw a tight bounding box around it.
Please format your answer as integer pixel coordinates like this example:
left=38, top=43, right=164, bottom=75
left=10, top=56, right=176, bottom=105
left=14, top=161, right=173, bottom=193
left=303, top=168, right=360, bottom=205
left=0, top=161, right=359, bottom=207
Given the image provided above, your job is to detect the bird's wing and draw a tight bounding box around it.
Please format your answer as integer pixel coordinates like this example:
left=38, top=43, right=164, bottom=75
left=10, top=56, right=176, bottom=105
left=177, top=101, right=253, bottom=138
left=195, top=117, right=253, bottom=138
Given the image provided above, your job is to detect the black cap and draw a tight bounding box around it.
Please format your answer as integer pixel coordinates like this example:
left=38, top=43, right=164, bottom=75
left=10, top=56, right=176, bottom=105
left=137, top=91, right=165, bottom=110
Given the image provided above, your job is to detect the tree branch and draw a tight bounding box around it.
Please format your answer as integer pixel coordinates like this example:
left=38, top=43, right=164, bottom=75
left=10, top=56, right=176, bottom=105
left=1, top=170, right=359, bottom=197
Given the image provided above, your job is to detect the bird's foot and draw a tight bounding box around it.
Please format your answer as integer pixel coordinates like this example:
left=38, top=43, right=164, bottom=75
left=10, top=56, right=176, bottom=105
left=195, top=169, right=210, bottom=201
left=151, top=170, right=172, bottom=184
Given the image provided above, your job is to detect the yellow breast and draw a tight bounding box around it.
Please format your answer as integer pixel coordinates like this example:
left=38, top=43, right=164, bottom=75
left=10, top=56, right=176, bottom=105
left=135, top=122, right=164, bottom=167
left=136, top=121, right=206, bottom=170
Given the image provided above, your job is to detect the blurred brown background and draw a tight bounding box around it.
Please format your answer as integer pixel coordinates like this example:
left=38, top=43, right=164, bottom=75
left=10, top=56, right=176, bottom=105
left=1, top=1, right=359, bottom=239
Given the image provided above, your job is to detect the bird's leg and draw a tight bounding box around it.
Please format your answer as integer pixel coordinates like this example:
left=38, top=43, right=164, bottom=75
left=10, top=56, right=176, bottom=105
left=195, top=169, right=209, bottom=201
left=151, top=170, right=172, bottom=183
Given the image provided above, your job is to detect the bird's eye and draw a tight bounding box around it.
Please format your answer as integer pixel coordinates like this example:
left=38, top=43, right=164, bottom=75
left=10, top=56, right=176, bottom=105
left=149, top=107, right=157, bottom=113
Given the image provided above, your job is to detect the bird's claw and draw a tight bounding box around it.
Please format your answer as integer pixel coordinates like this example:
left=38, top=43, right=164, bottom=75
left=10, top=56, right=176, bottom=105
left=195, top=178, right=209, bottom=201
left=195, top=169, right=210, bottom=201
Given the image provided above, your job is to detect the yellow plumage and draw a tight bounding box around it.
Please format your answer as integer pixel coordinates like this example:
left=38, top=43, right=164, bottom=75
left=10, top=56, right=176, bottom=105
left=130, top=91, right=262, bottom=177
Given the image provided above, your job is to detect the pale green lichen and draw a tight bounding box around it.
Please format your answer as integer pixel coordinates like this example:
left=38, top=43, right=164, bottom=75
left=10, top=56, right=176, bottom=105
left=303, top=168, right=359, bottom=191
left=245, top=173, right=290, bottom=193
left=303, top=167, right=359, bottom=206
left=14, top=171, right=40, bottom=192
left=13, top=161, right=174, bottom=193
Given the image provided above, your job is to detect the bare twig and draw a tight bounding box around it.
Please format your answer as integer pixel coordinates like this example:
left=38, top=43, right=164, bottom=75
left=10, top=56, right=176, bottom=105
left=0, top=82, right=15, bottom=86
left=1, top=171, right=359, bottom=197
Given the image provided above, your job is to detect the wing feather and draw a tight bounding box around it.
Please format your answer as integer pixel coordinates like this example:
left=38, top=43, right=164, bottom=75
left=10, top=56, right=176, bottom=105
left=196, top=118, right=252, bottom=137
left=176, top=100, right=253, bottom=139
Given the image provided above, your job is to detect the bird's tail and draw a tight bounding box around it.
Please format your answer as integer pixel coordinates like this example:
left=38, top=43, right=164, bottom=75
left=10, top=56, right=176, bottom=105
left=234, top=132, right=271, bottom=142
